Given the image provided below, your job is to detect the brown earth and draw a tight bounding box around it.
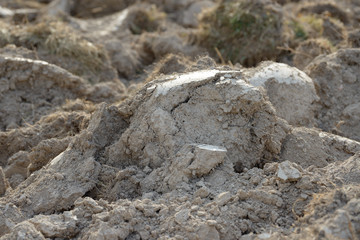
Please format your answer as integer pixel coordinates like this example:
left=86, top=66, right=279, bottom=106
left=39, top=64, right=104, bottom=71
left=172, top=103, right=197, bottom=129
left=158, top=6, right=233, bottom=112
left=0, top=0, right=360, bottom=239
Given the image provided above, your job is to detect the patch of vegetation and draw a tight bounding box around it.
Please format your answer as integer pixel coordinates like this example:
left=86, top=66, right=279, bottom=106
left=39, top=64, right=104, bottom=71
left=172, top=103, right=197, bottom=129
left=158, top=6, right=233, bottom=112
left=0, top=24, right=12, bottom=47
left=128, top=6, right=166, bottom=35
left=0, top=18, right=109, bottom=76
left=20, top=20, right=108, bottom=72
left=0, top=0, right=45, bottom=9
left=283, top=14, right=323, bottom=48
left=286, top=13, right=346, bottom=47
left=71, top=0, right=133, bottom=19
left=297, top=15, right=323, bottom=38
left=293, top=38, right=334, bottom=69
left=289, top=20, right=307, bottom=40
left=199, top=0, right=284, bottom=67
left=298, top=2, right=349, bottom=24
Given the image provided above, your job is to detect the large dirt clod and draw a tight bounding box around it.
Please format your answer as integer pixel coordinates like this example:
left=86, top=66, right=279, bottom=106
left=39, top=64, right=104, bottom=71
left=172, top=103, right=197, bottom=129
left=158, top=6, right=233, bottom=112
left=2, top=104, right=127, bottom=216
left=1, top=1, right=360, bottom=239
left=0, top=111, right=90, bottom=168
left=280, top=127, right=360, bottom=168
left=245, top=62, right=319, bottom=127
left=6, top=150, right=100, bottom=216
left=106, top=69, right=283, bottom=173
left=0, top=221, right=46, bottom=240
left=0, top=203, right=25, bottom=237
left=0, top=56, right=86, bottom=130
left=305, top=48, right=360, bottom=141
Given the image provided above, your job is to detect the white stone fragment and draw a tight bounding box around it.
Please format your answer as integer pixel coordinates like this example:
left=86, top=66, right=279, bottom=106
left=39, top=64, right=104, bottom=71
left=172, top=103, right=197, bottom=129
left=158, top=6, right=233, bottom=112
left=188, top=144, right=227, bottom=177
left=197, top=223, right=220, bottom=240
left=277, top=160, right=302, bottom=182
left=29, top=212, right=79, bottom=238
left=249, top=62, right=313, bottom=86
left=195, top=186, right=210, bottom=198
left=174, top=209, right=190, bottom=225
left=215, top=192, right=232, bottom=206
left=166, top=144, right=227, bottom=190
left=49, top=152, right=65, bottom=167
left=258, top=232, right=272, bottom=239
left=154, top=70, right=220, bottom=96
left=0, top=6, right=14, bottom=17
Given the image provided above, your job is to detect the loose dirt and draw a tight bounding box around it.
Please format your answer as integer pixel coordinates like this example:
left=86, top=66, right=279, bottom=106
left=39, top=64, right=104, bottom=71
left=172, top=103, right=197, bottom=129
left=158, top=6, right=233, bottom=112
left=0, top=0, right=359, bottom=239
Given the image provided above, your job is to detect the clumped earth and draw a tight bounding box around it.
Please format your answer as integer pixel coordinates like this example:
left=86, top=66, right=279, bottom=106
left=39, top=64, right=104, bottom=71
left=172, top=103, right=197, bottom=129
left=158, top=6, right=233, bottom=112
left=0, top=0, right=360, bottom=239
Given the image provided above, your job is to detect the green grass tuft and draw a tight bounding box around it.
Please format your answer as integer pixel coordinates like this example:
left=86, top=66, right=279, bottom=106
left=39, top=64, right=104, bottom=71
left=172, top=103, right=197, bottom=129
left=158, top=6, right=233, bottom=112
left=199, top=0, right=284, bottom=67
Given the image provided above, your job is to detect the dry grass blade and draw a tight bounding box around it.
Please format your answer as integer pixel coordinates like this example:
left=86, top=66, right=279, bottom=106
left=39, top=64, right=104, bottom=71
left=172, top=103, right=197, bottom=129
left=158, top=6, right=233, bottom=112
left=19, top=20, right=107, bottom=72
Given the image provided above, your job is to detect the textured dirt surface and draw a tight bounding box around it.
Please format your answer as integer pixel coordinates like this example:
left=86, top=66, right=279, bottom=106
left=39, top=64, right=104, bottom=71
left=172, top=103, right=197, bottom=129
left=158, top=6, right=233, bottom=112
left=0, top=0, right=360, bottom=239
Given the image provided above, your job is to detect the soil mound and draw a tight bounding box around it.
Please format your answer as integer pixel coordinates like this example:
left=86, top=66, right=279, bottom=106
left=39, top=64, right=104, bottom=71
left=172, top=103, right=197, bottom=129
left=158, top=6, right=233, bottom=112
left=0, top=0, right=359, bottom=239
left=306, top=48, right=360, bottom=141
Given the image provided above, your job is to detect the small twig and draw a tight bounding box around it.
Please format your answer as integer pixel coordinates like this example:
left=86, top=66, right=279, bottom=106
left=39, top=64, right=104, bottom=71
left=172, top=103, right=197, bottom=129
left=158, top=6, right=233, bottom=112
left=277, top=46, right=313, bottom=58
left=277, top=46, right=296, bottom=53
left=292, top=198, right=305, bottom=220
left=214, top=47, right=225, bottom=65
